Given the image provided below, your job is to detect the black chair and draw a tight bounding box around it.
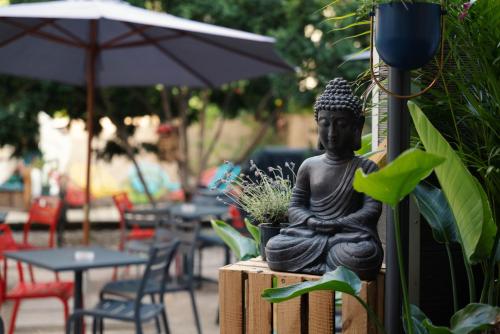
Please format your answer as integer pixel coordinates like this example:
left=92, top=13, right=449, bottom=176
left=66, top=240, right=180, bottom=334
left=0, top=315, right=4, bottom=334
left=101, top=220, right=203, bottom=334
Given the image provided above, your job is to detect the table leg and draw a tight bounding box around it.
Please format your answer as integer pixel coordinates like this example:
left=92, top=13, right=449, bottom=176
left=73, top=270, right=83, bottom=334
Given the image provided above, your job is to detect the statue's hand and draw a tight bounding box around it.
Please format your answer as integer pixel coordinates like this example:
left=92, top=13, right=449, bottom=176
left=314, top=219, right=343, bottom=234
left=306, top=217, right=324, bottom=230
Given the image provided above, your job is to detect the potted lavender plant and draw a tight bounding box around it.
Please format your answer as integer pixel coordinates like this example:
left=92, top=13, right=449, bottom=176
left=217, top=161, right=294, bottom=260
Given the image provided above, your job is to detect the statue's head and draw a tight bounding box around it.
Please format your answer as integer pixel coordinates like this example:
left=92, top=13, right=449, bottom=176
left=314, top=77, right=364, bottom=156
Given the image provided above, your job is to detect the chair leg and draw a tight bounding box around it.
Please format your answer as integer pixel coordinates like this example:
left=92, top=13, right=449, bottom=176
left=8, top=300, right=20, bottom=334
left=92, top=317, right=97, bottom=334
left=62, top=298, right=70, bottom=328
left=189, top=288, right=202, bottom=334
left=160, top=295, right=171, bottom=334
left=134, top=319, right=143, bottom=334
left=66, top=313, right=78, bottom=334
left=150, top=294, right=161, bottom=333
left=98, top=317, right=104, bottom=334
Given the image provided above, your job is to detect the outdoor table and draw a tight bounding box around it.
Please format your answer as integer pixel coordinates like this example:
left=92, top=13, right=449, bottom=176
left=169, top=203, right=228, bottom=222
left=4, top=246, right=147, bottom=334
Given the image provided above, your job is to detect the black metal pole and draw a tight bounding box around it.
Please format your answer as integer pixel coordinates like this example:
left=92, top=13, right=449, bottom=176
left=385, top=67, right=411, bottom=334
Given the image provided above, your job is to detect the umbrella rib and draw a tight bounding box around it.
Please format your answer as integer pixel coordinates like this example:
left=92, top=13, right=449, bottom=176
left=100, top=24, right=152, bottom=48
left=50, top=21, right=87, bottom=47
left=0, top=18, right=55, bottom=48
left=1, top=18, right=84, bottom=48
left=188, top=33, right=292, bottom=71
left=125, top=23, right=214, bottom=88
left=102, top=32, right=183, bottom=49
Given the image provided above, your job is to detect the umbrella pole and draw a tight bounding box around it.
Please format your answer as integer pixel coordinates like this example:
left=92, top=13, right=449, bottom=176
left=83, top=20, right=97, bottom=245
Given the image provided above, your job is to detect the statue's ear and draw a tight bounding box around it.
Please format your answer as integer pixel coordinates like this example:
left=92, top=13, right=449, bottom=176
left=317, top=138, right=325, bottom=150
left=352, top=116, right=365, bottom=151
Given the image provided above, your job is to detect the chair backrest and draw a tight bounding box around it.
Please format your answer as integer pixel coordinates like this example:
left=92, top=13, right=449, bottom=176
left=123, top=210, right=162, bottom=230
left=173, top=220, right=200, bottom=281
left=0, top=224, right=18, bottom=304
left=112, top=193, right=134, bottom=228
left=135, top=240, right=180, bottom=309
left=23, top=196, right=62, bottom=247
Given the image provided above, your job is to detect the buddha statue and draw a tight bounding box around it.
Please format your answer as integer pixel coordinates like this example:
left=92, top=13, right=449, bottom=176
left=265, top=78, right=383, bottom=281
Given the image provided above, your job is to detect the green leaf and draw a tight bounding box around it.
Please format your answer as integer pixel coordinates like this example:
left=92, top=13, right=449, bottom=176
left=422, top=319, right=452, bottom=334
left=355, top=133, right=372, bottom=156
left=261, top=266, right=361, bottom=303
left=412, top=183, right=458, bottom=244
left=211, top=220, right=258, bottom=261
left=244, top=218, right=261, bottom=247
left=353, top=149, right=445, bottom=207
left=449, top=303, right=500, bottom=334
left=409, top=101, right=496, bottom=263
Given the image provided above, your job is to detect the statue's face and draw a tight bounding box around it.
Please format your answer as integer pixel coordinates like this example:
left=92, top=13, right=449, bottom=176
left=317, top=109, right=358, bottom=156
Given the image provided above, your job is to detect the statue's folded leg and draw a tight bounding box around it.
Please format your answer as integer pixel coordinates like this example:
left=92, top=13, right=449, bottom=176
left=326, top=238, right=383, bottom=281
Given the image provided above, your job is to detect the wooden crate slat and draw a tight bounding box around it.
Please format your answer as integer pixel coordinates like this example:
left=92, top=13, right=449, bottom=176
left=376, top=272, right=385, bottom=334
left=247, top=272, right=273, bottom=334
left=342, top=281, right=378, bottom=334
left=219, top=268, right=244, bottom=334
left=276, top=275, right=303, bottom=334
left=308, top=290, right=335, bottom=334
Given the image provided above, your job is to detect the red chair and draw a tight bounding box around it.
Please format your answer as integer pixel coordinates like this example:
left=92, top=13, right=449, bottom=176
left=0, top=224, right=73, bottom=334
left=20, top=196, right=63, bottom=283
left=112, top=193, right=155, bottom=251
left=22, top=196, right=62, bottom=249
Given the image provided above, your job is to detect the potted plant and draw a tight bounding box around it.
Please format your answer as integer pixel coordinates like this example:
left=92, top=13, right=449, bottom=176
left=373, top=1, right=444, bottom=70
left=215, top=161, right=294, bottom=260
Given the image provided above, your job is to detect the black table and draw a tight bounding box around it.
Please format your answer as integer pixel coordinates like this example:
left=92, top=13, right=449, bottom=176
left=4, top=247, right=147, bottom=334
left=169, top=203, right=228, bottom=222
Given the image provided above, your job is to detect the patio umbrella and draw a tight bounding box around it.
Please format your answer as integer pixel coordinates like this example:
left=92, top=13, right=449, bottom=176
left=0, top=0, right=292, bottom=244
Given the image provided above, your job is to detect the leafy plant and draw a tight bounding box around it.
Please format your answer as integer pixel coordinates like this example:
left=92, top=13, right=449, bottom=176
left=409, top=101, right=496, bottom=264
left=216, top=161, right=295, bottom=226
left=409, top=101, right=498, bottom=304
left=211, top=219, right=260, bottom=261
left=412, top=183, right=460, bottom=311
left=354, top=148, right=445, bottom=333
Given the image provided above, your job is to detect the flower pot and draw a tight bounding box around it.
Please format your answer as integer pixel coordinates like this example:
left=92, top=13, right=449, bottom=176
left=259, top=223, right=285, bottom=261
left=375, top=2, right=442, bottom=70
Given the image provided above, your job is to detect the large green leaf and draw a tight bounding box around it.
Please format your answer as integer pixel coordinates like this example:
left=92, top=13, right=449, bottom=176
left=422, top=320, right=452, bottom=334
left=355, top=133, right=372, bottom=156
left=211, top=220, right=258, bottom=261
left=449, top=303, right=500, bottom=334
left=406, top=305, right=432, bottom=334
left=421, top=303, right=500, bottom=334
left=413, top=183, right=458, bottom=244
left=409, top=101, right=496, bottom=263
left=244, top=218, right=261, bottom=246
left=261, top=266, right=361, bottom=303
left=353, top=148, right=445, bottom=207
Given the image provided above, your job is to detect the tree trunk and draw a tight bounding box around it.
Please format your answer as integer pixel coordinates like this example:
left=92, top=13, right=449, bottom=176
left=197, top=116, right=226, bottom=184
left=117, top=130, right=156, bottom=207
left=234, top=107, right=279, bottom=165
left=196, top=91, right=234, bottom=182
left=159, top=85, right=172, bottom=121
left=176, top=90, right=191, bottom=195
left=196, top=91, right=210, bottom=179
left=234, top=92, right=276, bottom=165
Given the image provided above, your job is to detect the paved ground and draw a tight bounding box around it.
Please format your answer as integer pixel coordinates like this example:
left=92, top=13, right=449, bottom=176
left=1, top=229, right=225, bottom=334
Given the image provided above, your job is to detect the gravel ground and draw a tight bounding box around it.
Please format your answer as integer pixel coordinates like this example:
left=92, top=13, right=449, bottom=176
left=1, top=229, right=224, bottom=334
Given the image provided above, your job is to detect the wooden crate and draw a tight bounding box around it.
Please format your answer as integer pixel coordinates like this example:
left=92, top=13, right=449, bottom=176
left=219, top=258, right=384, bottom=334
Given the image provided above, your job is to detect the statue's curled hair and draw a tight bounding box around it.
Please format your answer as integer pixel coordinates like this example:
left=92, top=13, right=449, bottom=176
left=313, top=77, right=362, bottom=122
